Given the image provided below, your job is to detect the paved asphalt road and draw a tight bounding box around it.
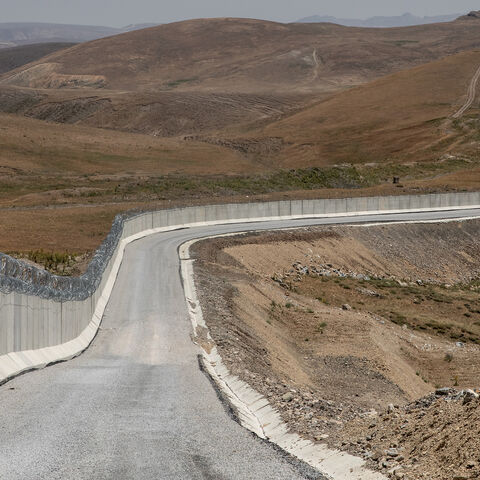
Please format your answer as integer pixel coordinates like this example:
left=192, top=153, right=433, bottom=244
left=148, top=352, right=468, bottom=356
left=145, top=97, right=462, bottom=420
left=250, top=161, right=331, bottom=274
left=1, top=209, right=479, bottom=480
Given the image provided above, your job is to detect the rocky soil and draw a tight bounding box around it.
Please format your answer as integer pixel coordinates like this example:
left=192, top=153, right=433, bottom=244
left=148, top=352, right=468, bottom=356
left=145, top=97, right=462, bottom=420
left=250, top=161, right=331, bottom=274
left=339, top=388, right=480, bottom=480
left=192, top=219, right=480, bottom=480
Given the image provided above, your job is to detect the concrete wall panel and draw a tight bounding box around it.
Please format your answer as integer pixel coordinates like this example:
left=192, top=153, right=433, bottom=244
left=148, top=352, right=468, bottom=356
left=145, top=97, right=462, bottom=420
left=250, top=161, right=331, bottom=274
left=302, top=200, right=314, bottom=216
left=0, top=293, right=14, bottom=355
left=152, top=210, right=169, bottom=229
left=291, top=200, right=302, bottom=216
left=278, top=201, right=291, bottom=217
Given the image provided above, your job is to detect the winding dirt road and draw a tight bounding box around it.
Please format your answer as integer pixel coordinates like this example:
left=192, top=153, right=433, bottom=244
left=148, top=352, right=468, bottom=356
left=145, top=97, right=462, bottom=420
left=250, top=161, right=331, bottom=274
left=452, top=64, right=480, bottom=118
left=312, top=49, right=320, bottom=81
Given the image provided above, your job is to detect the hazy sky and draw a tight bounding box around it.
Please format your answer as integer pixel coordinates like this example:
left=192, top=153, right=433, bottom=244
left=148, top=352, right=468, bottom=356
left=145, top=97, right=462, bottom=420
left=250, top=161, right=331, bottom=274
left=0, top=0, right=479, bottom=27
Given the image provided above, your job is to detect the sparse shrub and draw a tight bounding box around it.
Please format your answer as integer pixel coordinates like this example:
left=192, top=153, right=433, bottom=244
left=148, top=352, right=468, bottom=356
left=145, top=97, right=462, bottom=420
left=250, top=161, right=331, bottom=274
left=389, top=312, right=407, bottom=326
left=316, top=321, right=328, bottom=334
left=444, top=353, right=453, bottom=363
left=11, top=249, right=79, bottom=275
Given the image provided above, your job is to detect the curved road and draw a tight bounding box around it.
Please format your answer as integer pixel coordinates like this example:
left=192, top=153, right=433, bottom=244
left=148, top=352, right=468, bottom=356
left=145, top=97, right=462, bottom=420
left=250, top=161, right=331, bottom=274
left=1, top=209, right=480, bottom=480
left=452, top=64, right=480, bottom=119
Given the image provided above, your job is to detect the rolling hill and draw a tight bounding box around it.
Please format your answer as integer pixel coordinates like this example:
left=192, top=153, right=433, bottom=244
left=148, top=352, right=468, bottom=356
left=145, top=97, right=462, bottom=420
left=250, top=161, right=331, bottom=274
left=0, top=43, right=74, bottom=75
left=1, top=20, right=480, bottom=252
left=1, top=18, right=480, bottom=179
left=4, top=17, right=480, bottom=94
left=297, top=12, right=460, bottom=28
left=2, top=16, right=480, bottom=139
left=0, top=22, right=159, bottom=48
left=249, top=49, right=480, bottom=168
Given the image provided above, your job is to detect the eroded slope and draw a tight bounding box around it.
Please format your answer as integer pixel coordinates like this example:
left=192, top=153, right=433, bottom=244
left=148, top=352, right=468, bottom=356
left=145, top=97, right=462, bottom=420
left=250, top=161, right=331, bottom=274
left=192, top=220, right=480, bottom=479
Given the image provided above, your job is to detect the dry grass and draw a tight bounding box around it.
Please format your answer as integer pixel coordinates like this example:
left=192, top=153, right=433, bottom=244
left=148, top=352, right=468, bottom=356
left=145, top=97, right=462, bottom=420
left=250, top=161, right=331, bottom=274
left=1, top=20, right=480, bottom=254
left=5, top=18, right=480, bottom=94
left=299, top=276, right=480, bottom=344
left=0, top=43, right=73, bottom=75
left=261, top=50, right=480, bottom=167
left=0, top=112, right=256, bottom=176
left=4, top=17, right=480, bottom=136
left=0, top=104, right=478, bottom=254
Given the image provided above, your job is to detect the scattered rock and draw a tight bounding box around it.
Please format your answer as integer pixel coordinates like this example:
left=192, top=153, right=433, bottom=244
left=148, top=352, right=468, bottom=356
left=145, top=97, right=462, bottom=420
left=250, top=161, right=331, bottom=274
left=386, top=447, right=399, bottom=457
left=282, top=392, right=294, bottom=402
left=342, top=304, right=352, bottom=311
left=372, top=450, right=383, bottom=461
left=462, top=389, right=479, bottom=404
left=436, top=387, right=452, bottom=396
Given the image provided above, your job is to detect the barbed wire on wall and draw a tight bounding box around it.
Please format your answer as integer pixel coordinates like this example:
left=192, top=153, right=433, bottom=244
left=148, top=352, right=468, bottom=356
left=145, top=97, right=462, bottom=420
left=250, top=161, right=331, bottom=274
left=0, top=212, right=137, bottom=302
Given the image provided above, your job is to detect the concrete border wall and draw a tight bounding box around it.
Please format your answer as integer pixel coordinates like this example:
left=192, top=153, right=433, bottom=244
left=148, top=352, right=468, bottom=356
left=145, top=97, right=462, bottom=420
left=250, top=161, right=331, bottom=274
left=1, top=191, right=480, bottom=383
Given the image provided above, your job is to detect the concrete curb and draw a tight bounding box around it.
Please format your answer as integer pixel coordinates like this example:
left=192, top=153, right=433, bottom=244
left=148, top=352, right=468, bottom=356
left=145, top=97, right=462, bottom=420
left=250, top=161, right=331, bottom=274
left=179, top=238, right=387, bottom=480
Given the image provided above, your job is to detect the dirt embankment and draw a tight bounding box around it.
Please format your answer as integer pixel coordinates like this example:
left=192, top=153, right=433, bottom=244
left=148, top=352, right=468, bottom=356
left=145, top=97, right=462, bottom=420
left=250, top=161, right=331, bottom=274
left=192, top=220, right=480, bottom=480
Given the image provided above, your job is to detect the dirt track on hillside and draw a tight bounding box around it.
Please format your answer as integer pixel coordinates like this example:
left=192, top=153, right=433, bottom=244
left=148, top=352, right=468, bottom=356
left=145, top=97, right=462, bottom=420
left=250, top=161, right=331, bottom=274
left=452, top=63, right=480, bottom=118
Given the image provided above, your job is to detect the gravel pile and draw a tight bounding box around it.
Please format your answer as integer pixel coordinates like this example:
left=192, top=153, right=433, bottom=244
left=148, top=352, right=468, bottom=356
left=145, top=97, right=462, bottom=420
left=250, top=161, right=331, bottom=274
left=337, top=388, right=480, bottom=479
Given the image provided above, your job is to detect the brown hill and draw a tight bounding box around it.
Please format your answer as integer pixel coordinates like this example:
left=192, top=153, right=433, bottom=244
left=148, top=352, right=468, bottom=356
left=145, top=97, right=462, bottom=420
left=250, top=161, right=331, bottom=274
left=3, top=17, right=480, bottom=138
left=1, top=18, right=480, bottom=197
left=248, top=49, right=480, bottom=168
left=4, top=17, right=480, bottom=94
left=0, top=43, right=74, bottom=75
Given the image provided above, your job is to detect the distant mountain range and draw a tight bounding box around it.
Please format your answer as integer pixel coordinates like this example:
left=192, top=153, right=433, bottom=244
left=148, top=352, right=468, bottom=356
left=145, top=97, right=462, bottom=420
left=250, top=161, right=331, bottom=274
left=0, top=22, right=159, bottom=48
left=0, top=16, right=465, bottom=49
left=296, top=12, right=460, bottom=28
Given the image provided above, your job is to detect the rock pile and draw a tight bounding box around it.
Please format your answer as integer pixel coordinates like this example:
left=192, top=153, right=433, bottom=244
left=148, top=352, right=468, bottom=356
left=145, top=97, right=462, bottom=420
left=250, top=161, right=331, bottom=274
left=339, top=388, right=480, bottom=479
left=239, top=372, right=363, bottom=441
left=273, top=260, right=425, bottom=289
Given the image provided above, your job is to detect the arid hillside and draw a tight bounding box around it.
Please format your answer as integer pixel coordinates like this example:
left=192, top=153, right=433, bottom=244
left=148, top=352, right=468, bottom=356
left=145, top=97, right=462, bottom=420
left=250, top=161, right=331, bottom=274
left=250, top=49, right=480, bottom=168
left=2, top=17, right=480, bottom=140
left=0, top=43, right=74, bottom=75
left=1, top=18, right=480, bottom=256
left=4, top=17, right=480, bottom=93
left=193, top=219, right=480, bottom=480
